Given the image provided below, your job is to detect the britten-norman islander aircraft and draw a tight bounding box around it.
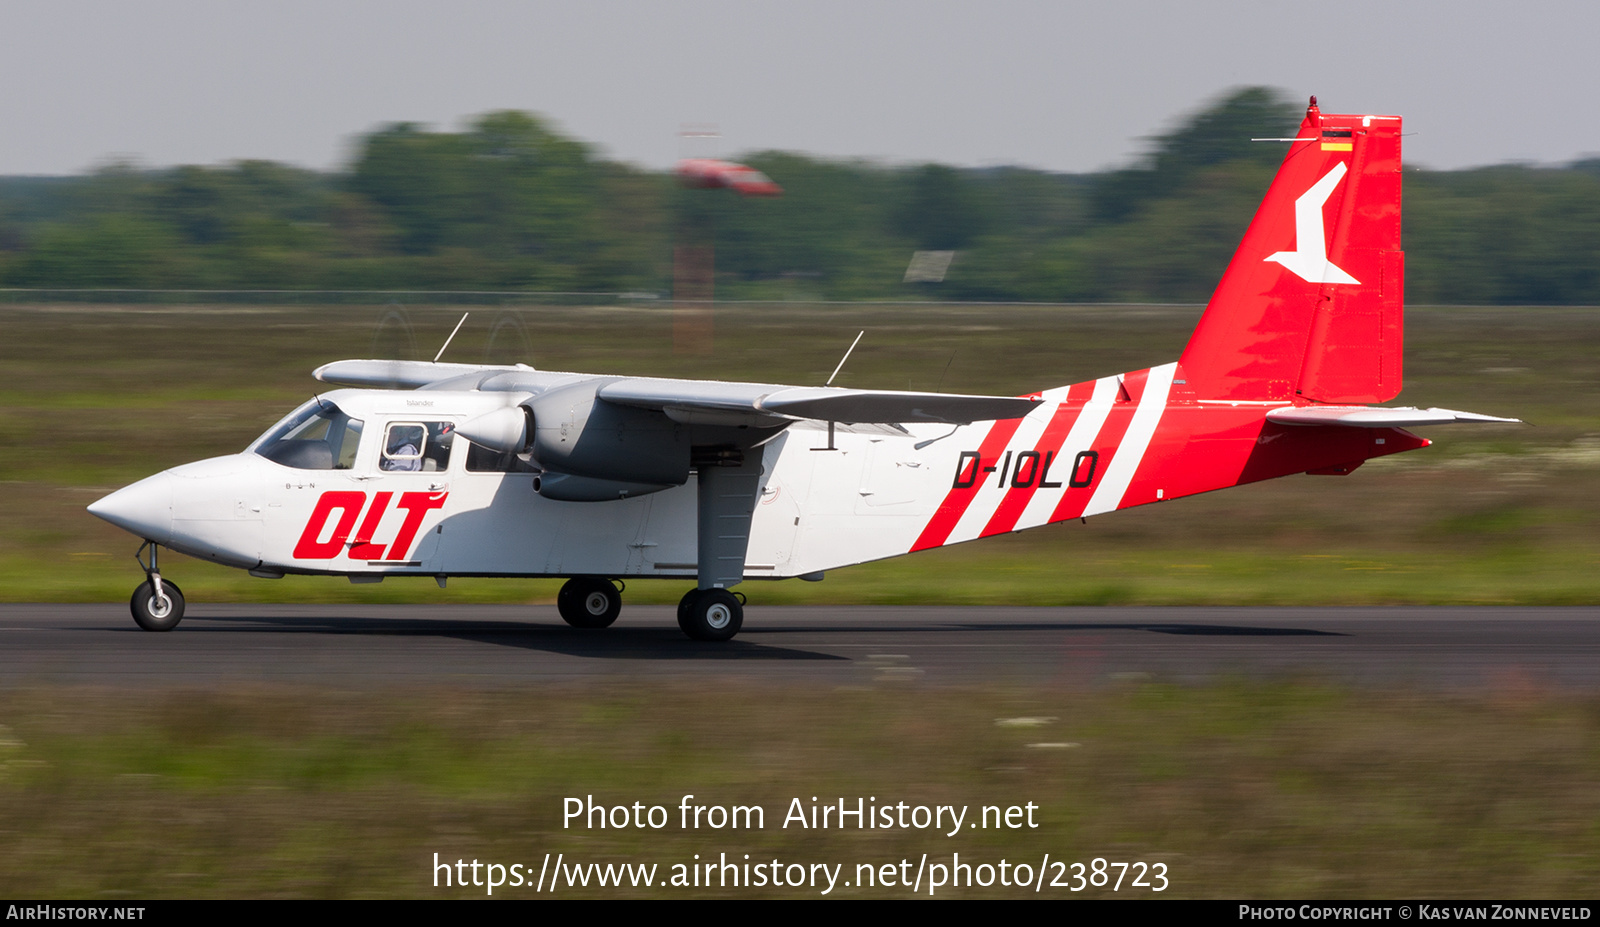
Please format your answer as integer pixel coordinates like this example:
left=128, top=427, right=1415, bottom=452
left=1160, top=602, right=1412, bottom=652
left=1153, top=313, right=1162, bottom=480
left=89, top=98, right=1518, bottom=641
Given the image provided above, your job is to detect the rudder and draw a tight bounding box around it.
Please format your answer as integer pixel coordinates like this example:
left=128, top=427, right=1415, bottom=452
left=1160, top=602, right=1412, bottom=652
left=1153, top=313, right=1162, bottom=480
left=1177, top=98, right=1403, bottom=403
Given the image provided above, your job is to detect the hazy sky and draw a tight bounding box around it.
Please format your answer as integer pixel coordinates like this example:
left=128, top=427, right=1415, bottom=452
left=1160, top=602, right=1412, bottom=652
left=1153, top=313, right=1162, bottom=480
left=1, top=1, right=1595, bottom=176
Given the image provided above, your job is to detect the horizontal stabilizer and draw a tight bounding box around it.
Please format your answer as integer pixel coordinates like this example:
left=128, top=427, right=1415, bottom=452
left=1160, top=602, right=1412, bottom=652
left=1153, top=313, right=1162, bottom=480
left=1267, top=406, right=1522, bottom=427
left=599, top=379, right=1039, bottom=424
left=314, top=359, right=527, bottom=389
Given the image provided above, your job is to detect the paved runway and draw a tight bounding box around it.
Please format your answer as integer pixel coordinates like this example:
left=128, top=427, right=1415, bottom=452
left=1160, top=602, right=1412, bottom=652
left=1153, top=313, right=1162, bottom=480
left=3, top=604, right=1598, bottom=690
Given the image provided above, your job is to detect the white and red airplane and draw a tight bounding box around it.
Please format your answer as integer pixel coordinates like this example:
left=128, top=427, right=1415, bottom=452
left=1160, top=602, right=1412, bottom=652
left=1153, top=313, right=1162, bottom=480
left=89, top=99, right=1517, bottom=641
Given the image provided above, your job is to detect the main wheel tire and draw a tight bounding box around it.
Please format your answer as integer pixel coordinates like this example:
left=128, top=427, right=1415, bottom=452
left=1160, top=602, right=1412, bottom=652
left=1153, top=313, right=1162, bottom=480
left=678, top=588, right=742, bottom=642
left=130, top=578, right=185, bottom=632
left=677, top=588, right=698, bottom=631
left=557, top=577, right=621, bottom=629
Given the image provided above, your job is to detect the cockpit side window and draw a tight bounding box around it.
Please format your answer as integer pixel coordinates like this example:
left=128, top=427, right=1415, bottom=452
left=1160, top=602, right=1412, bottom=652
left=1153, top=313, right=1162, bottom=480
left=252, top=401, right=365, bottom=470
left=382, top=423, right=425, bottom=471
left=382, top=421, right=456, bottom=472
left=336, top=419, right=364, bottom=469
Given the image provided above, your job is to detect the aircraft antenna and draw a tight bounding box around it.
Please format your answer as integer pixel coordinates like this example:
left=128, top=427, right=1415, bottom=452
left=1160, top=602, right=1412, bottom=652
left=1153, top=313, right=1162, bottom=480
left=913, top=425, right=959, bottom=451
left=433, top=312, right=470, bottom=363
left=935, top=349, right=957, bottom=392
left=826, top=331, right=865, bottom=386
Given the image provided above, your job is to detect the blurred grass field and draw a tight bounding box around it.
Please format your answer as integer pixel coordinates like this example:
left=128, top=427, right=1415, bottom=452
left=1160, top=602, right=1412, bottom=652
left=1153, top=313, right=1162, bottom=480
left=3, top=301, right=1596, bottom=606
left=1, top=682, right=1597, bottom=898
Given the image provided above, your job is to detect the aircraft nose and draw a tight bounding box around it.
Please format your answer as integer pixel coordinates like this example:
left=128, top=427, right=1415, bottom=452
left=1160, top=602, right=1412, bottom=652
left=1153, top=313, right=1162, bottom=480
left=87, top=472, right=174, bottom=542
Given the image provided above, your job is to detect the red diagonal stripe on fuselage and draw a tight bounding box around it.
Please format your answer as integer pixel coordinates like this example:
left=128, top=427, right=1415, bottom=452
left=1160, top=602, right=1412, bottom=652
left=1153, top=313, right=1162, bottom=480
left=978, top=381, right=1094, bottom=538
left=910, top=415, right=1028, bottom=552
left=1049, top=370, right=1148, bottom=522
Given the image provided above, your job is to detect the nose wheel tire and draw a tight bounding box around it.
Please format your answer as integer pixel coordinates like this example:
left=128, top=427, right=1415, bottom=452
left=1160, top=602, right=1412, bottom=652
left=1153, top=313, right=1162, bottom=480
left=557, top=578, right=622, bottom=629
left=131, top=578, right=185, bottom=632
left=677, top=588, right=743, bottom=642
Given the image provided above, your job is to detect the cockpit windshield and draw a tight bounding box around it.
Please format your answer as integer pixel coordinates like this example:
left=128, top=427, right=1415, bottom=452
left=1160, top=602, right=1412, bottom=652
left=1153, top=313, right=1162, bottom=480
left=249, top=399, right=365, bottom=470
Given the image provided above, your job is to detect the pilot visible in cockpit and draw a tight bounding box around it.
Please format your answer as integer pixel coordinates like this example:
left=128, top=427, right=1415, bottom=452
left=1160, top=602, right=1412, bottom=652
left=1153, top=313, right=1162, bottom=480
left=381, top=424, right=424, bottom=472
left=382, top=422, right=454, bottom=472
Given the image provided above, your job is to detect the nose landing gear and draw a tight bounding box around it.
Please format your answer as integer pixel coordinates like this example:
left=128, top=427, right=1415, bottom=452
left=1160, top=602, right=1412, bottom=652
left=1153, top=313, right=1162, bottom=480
left=130, top=541, right=184, bottom=632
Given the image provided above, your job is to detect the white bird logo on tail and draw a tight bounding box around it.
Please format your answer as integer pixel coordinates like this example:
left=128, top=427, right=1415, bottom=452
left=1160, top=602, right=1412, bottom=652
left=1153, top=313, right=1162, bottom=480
left=1265, top=162, right=1359, bottom=285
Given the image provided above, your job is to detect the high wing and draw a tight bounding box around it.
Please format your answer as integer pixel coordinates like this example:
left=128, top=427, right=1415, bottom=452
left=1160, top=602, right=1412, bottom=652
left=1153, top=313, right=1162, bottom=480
left=597, top=378, right=1039, bottom=425
left=312, top=359, right=525, bottom=390
left=314, top=358, right=1041, bottom=425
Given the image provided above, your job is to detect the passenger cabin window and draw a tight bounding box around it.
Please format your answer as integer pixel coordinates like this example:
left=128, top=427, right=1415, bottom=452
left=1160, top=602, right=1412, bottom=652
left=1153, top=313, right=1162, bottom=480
left=252, top=401, right=364, bottom=470
left=381, top=421, right=456, bottom=472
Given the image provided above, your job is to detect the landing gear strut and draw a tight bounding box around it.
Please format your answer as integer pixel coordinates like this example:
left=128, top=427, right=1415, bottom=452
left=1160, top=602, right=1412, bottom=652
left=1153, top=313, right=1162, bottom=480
left=131, top=541, right=184, bottom=632
left=557, top=577, right=622, bottom=629
left=677, top=588, right=744, bottom=642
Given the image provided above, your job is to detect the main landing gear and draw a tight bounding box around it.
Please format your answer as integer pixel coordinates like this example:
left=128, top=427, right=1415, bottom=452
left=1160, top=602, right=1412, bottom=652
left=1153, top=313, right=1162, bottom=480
left=556, top=578, right=746, bottom=640
left=130, top=541, right=184, bottom=632
left=556, top=577, right=623, bottom=629
left=677, top=588, right=744, bottom=642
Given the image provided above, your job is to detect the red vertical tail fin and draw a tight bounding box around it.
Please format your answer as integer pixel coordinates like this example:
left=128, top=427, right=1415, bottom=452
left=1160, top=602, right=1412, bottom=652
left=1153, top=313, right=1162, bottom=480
left=1177, top=99, right=1403, bottom=403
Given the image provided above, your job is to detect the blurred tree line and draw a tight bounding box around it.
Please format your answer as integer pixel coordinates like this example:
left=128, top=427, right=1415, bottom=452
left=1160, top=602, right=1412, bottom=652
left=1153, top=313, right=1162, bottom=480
left=2, top=90, right=1598, bottom=304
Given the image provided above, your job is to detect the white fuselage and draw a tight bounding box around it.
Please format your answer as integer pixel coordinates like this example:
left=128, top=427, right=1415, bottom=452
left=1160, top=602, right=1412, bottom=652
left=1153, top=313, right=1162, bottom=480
left=92, top=386, right=1050, bottom=583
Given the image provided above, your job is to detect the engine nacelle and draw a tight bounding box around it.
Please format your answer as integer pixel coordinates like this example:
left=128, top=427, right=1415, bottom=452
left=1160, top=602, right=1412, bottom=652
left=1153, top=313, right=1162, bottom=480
left=532, top=473, right=672, bottom=501
left=525, top=381, right=690, bottom=486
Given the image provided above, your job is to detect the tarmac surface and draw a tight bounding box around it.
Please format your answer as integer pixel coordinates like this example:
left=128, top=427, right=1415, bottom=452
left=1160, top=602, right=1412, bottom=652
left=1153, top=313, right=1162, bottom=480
left=3, top=604, right=1599, bottom=690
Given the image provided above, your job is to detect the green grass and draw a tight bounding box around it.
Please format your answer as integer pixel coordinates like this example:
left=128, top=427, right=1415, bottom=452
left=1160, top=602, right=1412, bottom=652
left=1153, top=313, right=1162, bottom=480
left=2, top=683, right=1596, bottom=898
left=3, top=302, right=1598, bottom=606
